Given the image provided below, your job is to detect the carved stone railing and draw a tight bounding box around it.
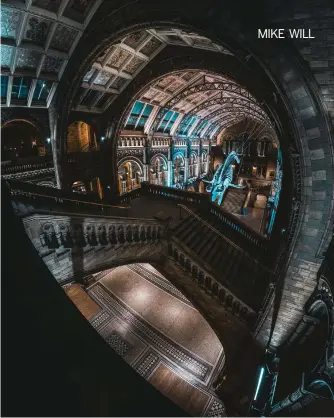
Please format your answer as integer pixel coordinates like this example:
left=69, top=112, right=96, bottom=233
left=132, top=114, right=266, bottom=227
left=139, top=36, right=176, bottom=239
left=22, top=212, right=168, bottom=283
left=118, top=136, right=145, bottom=147
left=2, top=167, right=55, bottom=180
left=151, top=137, right=170, bottom=147
left=7, top=180, right=130, bottom=217
left=1, top=160, right=54, bottom=175
left=119, top=182, right=269, bottom=259
left=167, top=240, right=257, bottom=325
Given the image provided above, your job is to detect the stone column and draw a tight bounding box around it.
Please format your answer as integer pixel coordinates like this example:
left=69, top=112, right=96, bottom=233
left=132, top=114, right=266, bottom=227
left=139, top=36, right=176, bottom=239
left=184, top=157, right=189, bottom=185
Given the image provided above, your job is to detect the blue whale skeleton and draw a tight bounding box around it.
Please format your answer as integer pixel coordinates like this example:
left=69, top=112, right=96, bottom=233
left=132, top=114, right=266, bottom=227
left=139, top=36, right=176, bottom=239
left=203, top=151, right=246, bottom=205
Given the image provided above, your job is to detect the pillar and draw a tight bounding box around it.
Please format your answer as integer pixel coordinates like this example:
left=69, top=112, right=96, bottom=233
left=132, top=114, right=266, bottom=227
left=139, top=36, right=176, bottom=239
left=184, top=157, right=189, bottom=185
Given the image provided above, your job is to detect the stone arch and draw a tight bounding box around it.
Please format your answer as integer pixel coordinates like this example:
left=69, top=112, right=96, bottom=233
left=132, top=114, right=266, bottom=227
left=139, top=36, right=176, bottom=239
left=67, top=121, right=97, bottom=152
left=55, top=2, right=334, bottom=349
left=149, top=153, right=168, bottom=186
left=1, top=118, right=46, bottom=160
left=117, top=157, right=143, bottom=194
left=71, top=180, right=86, bottom=194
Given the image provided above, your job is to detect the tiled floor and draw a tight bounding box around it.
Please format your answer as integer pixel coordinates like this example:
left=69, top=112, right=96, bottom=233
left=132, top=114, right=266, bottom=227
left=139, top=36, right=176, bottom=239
left=65, top=283, right=101, bottom=320
left=85, top=263, right=226, bottom=417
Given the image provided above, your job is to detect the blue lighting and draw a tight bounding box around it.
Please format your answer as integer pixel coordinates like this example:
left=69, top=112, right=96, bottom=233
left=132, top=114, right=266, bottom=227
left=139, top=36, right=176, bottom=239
left=204, top=151, right=246, bottom=205
left=46, top=137, right=51, bottom=143
left=101, top=136, right=105, bottom=141
left=254, top=367, right=265, bottom=401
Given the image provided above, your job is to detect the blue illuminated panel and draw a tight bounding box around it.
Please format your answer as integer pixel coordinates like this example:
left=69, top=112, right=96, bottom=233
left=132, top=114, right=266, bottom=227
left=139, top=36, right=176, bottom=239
left=1, top=75, right=8, bottom=100
left=11, top=76, right=32, bottom=104
left=32, top=80, right=52, bottom=104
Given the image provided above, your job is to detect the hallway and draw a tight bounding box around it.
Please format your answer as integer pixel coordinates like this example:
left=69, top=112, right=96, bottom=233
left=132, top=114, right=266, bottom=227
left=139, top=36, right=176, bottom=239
left=66, top=264, right=226, bottom=416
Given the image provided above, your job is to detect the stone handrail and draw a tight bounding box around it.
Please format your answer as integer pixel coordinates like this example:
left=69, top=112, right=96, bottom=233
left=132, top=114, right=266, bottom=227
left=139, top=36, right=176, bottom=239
left=177, top=204, right=271, bottom=271
left=22, top=212, right=168, bottom=283
left=138, top=183, right=268, bottom=253
left=1, top=161, right=54, bottom=174
left=7, top=180, right=130, bottom=217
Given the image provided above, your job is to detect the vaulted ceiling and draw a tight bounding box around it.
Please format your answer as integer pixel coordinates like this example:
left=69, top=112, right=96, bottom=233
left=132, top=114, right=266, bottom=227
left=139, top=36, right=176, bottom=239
left=121, top=70, right=275, bottom=140
left=77, top=28, right=233, bottom=113
left=1, top=0, right=274, bottom=140
left=1, top=0, right=102, bottom=107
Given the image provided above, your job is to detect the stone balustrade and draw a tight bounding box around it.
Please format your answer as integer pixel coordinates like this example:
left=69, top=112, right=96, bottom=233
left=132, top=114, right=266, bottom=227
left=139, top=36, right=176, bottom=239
left=151, top=137, right=170, bottom=147
left=22, top=213, right=167, bottom=283
left=118, top=136, right=145, bottom=147
left=167, top=241, right=256, bottom=325
left=1, top=162, right=54, bottom=175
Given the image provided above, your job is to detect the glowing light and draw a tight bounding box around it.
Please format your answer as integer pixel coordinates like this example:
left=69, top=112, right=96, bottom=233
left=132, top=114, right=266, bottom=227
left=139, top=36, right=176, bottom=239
left=101, top=136, right=105, bottom=141
left=254, top=367, right=265, bottom=401
left=252, top=166, right=257, bottom=170
left=46, top=137, right=51, bottom=143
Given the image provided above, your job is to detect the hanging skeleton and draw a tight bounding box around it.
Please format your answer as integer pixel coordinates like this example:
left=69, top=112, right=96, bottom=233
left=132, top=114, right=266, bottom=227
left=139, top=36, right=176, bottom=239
left=204, top=151, right=246, bottom=205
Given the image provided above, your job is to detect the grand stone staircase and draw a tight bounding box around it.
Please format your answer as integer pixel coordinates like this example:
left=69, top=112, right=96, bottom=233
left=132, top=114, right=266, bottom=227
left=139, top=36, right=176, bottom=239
left=172, top=211, right=269, bottom=311
left=222, top=188, right=248, bottom=214
left=7, top=179, right=272, bottom=327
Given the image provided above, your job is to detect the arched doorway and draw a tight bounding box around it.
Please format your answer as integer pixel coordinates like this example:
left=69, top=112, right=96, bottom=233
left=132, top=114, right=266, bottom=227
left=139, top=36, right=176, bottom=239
left=149, top=154, right=168, bottom=186
left=189, top=152, right=198, bottom=179
left=71, top=180, right=86, bottom=194
left=173, top=153, right=185, bottom=188
left=1, top=119, right=45, bottom=162
left=118, top=159, right=143, bottom=194
left=67, top=121, right=97, bottom=152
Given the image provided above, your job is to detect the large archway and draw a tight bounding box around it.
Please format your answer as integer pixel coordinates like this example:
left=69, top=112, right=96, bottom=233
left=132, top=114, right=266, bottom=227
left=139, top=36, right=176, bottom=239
left=1, top=119, right=45, bottom=161
left=53, top=0, right=333, bottom=393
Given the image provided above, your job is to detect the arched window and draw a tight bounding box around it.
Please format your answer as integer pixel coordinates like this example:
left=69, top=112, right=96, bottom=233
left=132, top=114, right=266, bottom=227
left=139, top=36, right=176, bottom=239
left=118, top=159, right=143, bottom=194
left=149, top=154, right=168, bottom=186
left=173, top=153, right=185, bottom=187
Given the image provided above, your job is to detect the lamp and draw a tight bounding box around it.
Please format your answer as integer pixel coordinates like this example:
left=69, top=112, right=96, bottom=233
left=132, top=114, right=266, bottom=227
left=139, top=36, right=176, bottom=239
left=46, top=137, right=51, bottom=143
left=101, top=136, right=105, bottom=141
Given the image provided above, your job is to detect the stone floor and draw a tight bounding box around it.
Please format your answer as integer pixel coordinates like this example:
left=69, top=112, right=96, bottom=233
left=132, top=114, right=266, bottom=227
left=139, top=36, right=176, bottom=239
left=68, top=263, right=226, bottom=416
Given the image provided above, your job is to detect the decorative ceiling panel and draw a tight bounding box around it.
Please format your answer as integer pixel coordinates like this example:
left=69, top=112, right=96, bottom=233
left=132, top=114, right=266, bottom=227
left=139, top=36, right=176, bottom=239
left=123, top=31, right=146, bottom=49
left=63, top=0, right=95, bottom=23
left=94, top=70, right=112, bottom=86
left=193, top=37, right=214, bottom=49
left=1, top=6, right=21, bottom=39
left=140, top=37, right=162, bottom=56
left=165, top=34, right=183, bottom=44
left=110, top=76, right=124, bottom=89
left=32, top=0, right=63, bottom=12
left=97, top=45, right=114, bottom=63
left=83, top=67, right=95, bottom=83
left=77, top=28, right=234, bottom=113
left=106, top=47, right=131, bottom=69
left=182, top=71, right=197, bottom=81
left=142, top=88, right=156, bottom=100
left=16, top=48, right=42, bottom=70
left=41, top=55, right=63, bottom=73
left=123, top=56, right=144, bottom=75
left=166, top=80, right=183, bottom=93
left=50, top=24, right=79, bottom=52
left=1, top=45, right=14, bottom=68
left=97, top=92, right=114, bottom=108
left=157, top=76, right=174, bottom=89
left=23, top=16, right=51, bottom=46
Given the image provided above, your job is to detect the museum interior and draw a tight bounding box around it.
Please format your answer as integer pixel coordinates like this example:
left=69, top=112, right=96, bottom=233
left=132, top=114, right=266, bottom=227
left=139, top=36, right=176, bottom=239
left=1, top=0, right=334, bottom=417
